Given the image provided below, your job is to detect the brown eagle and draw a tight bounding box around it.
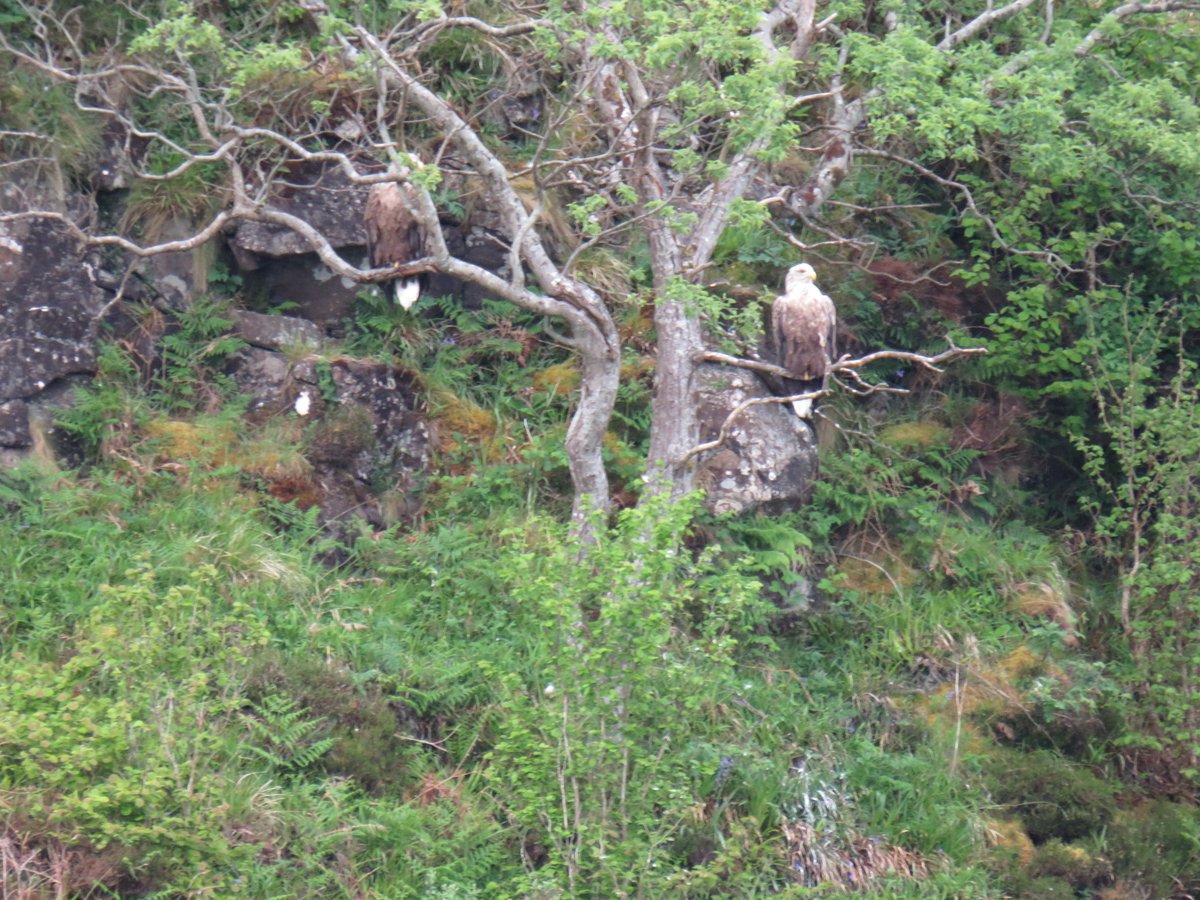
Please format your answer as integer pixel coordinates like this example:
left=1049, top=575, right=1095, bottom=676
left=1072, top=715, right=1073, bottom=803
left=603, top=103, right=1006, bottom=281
left=365, top=175, right=423, bottom=309
left=771, top=263, right=837, bottom=418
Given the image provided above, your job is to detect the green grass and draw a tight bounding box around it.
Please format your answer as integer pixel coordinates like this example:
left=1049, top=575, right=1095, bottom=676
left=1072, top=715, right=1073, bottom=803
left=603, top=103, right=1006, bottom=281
left=0, top=344, right=1184, bottom=898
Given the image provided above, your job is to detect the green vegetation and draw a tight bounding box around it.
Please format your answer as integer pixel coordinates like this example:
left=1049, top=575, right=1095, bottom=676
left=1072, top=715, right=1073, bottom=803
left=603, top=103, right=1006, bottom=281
left=3, top=0, right=1200, bottom=896
left=4, top=289, right=1198, bottom=894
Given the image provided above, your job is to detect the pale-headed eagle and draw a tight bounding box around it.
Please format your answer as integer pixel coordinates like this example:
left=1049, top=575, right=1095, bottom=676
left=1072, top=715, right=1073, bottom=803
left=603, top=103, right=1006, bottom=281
left=772, top=263, right=837, bottom=418
left=365, top=175, right=423, bottom=310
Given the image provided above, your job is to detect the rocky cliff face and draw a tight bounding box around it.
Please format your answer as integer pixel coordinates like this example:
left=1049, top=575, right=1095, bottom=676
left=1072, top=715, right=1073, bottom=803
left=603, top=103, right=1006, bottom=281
left=0, top=157, right=817, bottom=524
left=1, top=165, right=111, bottom=465
left=0, top=159, right=439, bottom=531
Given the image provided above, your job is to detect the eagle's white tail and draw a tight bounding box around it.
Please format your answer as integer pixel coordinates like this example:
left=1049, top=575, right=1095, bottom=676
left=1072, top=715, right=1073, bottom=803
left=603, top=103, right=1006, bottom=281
left=394, top=278, right=420, bottom=310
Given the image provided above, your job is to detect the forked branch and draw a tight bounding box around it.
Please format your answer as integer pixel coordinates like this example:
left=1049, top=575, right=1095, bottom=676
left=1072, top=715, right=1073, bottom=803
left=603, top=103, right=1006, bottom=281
left=685, top=343, right=987, bottom=461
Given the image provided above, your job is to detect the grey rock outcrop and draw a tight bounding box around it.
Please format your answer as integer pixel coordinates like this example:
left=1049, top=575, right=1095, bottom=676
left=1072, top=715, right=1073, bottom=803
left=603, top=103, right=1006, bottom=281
left=0, top=400, right=32, bottom=448
left=228, top=158, right=510, bottom=312
left=232, top=310, right=323, bottom=351
left=0, top=168, right=110, bottom=448
left=230, top=161, right=369, bottom=261
left=227, top=348, right=432, bottom=536
left=301, top=358, right=432, bottom=541
left=696, top=364, right=819, bottom=515
left=253, top=253, right=368, bottom=327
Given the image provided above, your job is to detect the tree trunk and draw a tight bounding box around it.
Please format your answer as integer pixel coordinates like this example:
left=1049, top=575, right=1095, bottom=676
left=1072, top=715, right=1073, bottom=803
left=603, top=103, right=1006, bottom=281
left=564, top=307, right=622, bottom=538
left=644, top=294, right=704, bottom=503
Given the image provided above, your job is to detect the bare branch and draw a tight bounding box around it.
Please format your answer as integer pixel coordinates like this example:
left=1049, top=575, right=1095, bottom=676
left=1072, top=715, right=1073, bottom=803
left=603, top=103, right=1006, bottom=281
left=678, top=393, right=822, bottom=464
left=410, top=15, right=545, bottom=40
left=833, top=369, right=910, bottom=396
left=1041, top=0, right=1056, bottom=42
left=0, top=209, right=234, bottom=256
left=0, top=130, right=50, bottom=141
left=684, top=342, right=986, bottom=461
left=697, top=343, right=986, bottom=381
left=936, top=0, right=1040, bottom=51
left=833, top=344, right=988, bottom=373
left=1074, top=2, right=1200, bottom=56
left=696, top=351, right=793, bottom=380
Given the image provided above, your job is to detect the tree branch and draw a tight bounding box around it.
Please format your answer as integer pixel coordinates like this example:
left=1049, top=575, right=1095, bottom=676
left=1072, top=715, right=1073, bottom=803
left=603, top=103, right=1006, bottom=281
left=697, top=343, right=987, bottom=382
left=1074, top=2, right=1200, bottom=57
left=678, top=393, right=822, bottom=464
left=684, top=343, right=986, bottom=461
left=936, top=0, right=1040, bottom=51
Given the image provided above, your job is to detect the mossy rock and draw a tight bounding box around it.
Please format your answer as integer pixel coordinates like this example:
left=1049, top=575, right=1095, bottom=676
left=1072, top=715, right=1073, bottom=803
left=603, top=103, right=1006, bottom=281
left=306, top=405, right=377, bottom=467
left=1028, top=839, right=1113, bottom=889
left=985, top=749, right=1116, bottom=843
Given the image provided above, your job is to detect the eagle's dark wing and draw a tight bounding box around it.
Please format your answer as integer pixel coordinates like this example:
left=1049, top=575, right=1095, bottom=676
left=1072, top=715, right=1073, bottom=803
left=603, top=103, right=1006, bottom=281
left=365, top=182, right=422, bottom=308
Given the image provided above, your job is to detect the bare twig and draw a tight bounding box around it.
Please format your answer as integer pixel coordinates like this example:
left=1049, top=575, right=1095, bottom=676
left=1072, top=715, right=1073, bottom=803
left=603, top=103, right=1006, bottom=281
left=1075, top=2, right=1200, bottom=57
left=684, top=343, right=986, bottom=460
left=678, top=392, right=822, bottom=464
left=936, top=0, right=1040, bottom=51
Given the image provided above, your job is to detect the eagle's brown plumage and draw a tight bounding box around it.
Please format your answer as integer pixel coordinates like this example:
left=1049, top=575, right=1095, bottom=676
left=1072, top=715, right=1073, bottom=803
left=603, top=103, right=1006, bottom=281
left=772, top=263, right=837, bottom=418
left=365, top=179, right=422, bottom=309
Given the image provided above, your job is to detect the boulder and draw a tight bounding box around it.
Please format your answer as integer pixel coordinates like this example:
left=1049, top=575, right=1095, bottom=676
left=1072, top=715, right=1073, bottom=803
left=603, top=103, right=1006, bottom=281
left=0, top=168, right=108, bottom=405
left=141, top=216, right=216, bottom=310
left=232, top=310, right=323, bottom=351
left=228, top=349, right=432, bottom=535
left=229, top=161, right=369, bottom=260
left=229, top=346, right=297, bottom=416
left=251, top=253, right=368, bottom=327
left=696, top=364, right=819, bottom=515
left=304, top=358, right=432, bottom=540
left=327, top=357, right=431, bottom=488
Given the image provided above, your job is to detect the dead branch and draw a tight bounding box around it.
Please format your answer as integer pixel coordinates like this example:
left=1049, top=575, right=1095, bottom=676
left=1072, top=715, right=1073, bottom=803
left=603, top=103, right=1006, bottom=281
left=1074, top=2, right=1200, bottom=57
left=685, top=342, right=987, bottom=460
left=834, top=343, right=988, bottom=374
left=698, top=343, right=985, bottom=382
left=936, top=0, right=1040, bottom=51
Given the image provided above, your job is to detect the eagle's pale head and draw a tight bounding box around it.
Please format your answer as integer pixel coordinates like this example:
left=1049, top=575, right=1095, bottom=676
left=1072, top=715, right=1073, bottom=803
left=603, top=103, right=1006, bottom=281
left=785, top=263, right=817, bottom=292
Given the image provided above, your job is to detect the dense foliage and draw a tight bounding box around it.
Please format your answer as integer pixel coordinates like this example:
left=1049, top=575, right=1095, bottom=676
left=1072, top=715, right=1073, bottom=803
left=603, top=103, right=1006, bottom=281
left=2, top=0, right=1200, bottom=896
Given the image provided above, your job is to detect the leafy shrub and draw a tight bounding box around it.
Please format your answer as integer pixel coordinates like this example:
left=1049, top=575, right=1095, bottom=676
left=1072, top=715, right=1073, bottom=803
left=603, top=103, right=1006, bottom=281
left=483, top=494, right=771, bottom=896
left=1103, top=800, right=1200, bottom=897
left=0, top=565, right=269, bottom=892
left=984, top=749, right=1116, bottom=843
